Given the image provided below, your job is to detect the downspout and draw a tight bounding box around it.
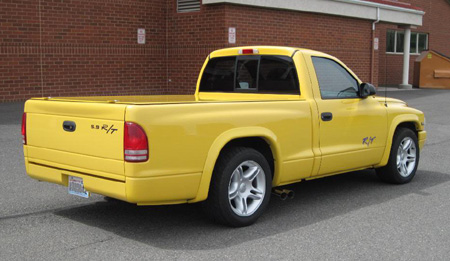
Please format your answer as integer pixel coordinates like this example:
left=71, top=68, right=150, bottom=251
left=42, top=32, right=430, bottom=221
left=38, top=0, right=45, bottom=97
left=371, top=7, right=380, bottom=84
left=372, top=7, right=380, bottom=31
left=166, top=0, right=169, bottom=93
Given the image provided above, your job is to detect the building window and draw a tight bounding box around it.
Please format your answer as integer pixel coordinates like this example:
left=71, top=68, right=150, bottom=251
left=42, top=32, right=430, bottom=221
left=177, top=0, right=201, bottom=13
left=386, top=30, right=428, bottom=54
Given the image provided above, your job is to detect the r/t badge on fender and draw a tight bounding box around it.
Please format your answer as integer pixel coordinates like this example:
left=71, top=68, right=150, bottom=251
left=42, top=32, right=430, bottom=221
left=363, top=136, right=376, bottom=147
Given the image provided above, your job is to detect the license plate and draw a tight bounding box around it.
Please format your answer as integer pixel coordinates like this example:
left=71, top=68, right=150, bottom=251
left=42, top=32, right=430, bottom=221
left=68, top=176, right=90, bottom=198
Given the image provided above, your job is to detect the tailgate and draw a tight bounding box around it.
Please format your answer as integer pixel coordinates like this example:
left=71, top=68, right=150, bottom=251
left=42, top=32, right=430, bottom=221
left=24, top=99, right=127, bottom=177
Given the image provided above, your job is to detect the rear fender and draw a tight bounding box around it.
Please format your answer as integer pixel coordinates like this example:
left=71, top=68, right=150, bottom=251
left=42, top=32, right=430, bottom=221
left=188, top=127, right=280, bottom=203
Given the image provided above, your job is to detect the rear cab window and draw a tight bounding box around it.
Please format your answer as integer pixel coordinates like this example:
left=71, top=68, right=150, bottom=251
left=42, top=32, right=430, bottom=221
left=200, top=55, right=300, bottom=95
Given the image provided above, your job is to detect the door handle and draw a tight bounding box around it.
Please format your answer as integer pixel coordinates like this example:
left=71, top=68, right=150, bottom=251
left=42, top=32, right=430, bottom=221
left=321, top=112, right=333, bottom=122
left=63, top=121, right=76, bottom=132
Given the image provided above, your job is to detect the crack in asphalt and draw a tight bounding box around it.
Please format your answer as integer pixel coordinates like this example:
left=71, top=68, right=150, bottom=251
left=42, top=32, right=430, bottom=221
left=0, top=202, right=99, bottom=221
left=63, top=236, right=115, bottom=253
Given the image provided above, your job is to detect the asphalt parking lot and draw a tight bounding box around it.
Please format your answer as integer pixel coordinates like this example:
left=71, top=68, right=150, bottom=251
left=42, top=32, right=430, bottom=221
left=1, top=89, right=450, bottom=260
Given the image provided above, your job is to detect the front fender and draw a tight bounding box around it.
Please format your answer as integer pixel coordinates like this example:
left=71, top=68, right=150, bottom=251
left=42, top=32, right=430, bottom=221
left=375, top=114, right=421, bottom=168
left=188, top=127, right=280, bottom=203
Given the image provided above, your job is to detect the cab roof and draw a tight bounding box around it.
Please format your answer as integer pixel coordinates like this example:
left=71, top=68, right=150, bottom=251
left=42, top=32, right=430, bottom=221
left=209, top=46, right=328, bottom=59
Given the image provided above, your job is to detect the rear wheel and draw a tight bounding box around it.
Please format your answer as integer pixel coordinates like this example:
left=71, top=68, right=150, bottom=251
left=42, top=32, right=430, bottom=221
left=376, top=128, right=419, bottom=184
left=203, top=147, right=272, bottom=227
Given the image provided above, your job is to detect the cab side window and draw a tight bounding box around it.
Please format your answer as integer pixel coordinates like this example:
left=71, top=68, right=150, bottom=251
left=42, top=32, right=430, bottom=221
left=312, top=57, right=359, bottom=99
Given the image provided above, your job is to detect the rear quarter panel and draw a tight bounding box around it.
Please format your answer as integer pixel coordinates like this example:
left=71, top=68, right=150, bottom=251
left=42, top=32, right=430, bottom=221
left=125, top=100, right=314, bottom=201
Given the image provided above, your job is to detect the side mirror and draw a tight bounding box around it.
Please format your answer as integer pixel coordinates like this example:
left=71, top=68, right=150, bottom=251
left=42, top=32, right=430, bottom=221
left=360, top=83, right=376, bottom=98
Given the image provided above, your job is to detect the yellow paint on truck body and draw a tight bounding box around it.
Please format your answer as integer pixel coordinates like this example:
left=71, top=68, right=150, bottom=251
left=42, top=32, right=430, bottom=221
left=23, top=46, right=426, bottom=205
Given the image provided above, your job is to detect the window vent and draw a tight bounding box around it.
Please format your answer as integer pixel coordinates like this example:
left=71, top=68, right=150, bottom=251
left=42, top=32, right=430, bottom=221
left=177, top=0, right=201, bottom=13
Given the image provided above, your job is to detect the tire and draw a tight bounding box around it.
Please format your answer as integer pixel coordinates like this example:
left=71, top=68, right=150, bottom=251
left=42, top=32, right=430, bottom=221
left=203, top=147, right=272, bottom=227
left=376, top=128, right=420, bottom=184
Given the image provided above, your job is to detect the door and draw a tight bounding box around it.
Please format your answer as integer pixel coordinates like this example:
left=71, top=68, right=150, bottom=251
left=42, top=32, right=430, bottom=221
left=310, top=56, right=387, bottom=176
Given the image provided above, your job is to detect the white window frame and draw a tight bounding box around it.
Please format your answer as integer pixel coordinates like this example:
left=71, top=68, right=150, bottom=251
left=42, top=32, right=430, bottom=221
left=386, top=30, right=428, bottom=55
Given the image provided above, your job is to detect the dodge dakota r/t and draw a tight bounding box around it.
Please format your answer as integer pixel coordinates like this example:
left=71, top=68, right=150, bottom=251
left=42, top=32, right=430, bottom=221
left=23, top=46, right=427, bottom=227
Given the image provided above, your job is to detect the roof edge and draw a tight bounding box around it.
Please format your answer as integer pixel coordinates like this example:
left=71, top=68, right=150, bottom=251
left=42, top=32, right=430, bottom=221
left=334, top=0, right=424, bottom=15
left=203, top=0, right=424, bottom=26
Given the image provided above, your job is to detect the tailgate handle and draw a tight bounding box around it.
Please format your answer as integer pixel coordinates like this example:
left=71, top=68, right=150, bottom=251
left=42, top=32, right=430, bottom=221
left=63, top=121, right=76, bottom=132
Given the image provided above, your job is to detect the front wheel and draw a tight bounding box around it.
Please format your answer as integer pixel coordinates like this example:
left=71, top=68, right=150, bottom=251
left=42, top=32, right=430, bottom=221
left=203, top=147, right=272, bottom=227
left=376, top=128, right=420, bottom=184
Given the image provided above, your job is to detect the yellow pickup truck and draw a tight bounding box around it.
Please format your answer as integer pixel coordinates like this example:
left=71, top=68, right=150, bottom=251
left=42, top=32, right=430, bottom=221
left=23, top=46, right=426, bottom=227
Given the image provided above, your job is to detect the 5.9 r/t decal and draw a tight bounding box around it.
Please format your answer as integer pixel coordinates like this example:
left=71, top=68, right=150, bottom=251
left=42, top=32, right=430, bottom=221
left=91, top=124, right=118, bottom=134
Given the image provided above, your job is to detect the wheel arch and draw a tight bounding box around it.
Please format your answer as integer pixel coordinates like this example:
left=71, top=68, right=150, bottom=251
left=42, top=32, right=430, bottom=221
left=188, top=127, right=280, bottom=203
left=375, top=114, right=422, bottom=168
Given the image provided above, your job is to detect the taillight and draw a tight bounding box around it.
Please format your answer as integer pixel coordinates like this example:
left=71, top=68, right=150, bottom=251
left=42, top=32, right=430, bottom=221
left=239, top=49, right=259, bottom=55
left=21, top=113, right=27, bottom=145
left=124, top=122, right=148, bottom=162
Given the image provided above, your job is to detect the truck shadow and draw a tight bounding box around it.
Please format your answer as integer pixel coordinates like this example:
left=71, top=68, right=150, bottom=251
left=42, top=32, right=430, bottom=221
left=55, top=169, right=450, bottom=251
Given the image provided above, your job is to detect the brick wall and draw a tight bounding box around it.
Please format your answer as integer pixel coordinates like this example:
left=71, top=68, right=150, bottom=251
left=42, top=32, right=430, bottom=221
left=1, top=0, right=449, bottom=102
left=223, top=4, right=375, bottom=85
left=166, top=3, right=376, bottom=95
left=0, top=0, right=377, bottom=101
left=0, top=0, right=167, bottom=102
left=378, top=0, right=450, bottom=86
left=166, top=0, right=227, bottom=94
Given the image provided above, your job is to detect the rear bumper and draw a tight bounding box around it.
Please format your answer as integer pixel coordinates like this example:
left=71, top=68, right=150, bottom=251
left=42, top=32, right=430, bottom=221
left=418, top=130, right=427, bottom=150
left=25, top=158, right=202, bottom=205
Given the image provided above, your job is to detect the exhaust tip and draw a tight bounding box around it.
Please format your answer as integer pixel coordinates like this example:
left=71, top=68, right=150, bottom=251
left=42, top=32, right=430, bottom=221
left=272, top=189, right=288, bottom=200
left=272, top=189, right=294, bottom=200
left=286, top=190, right=295, bottom=199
